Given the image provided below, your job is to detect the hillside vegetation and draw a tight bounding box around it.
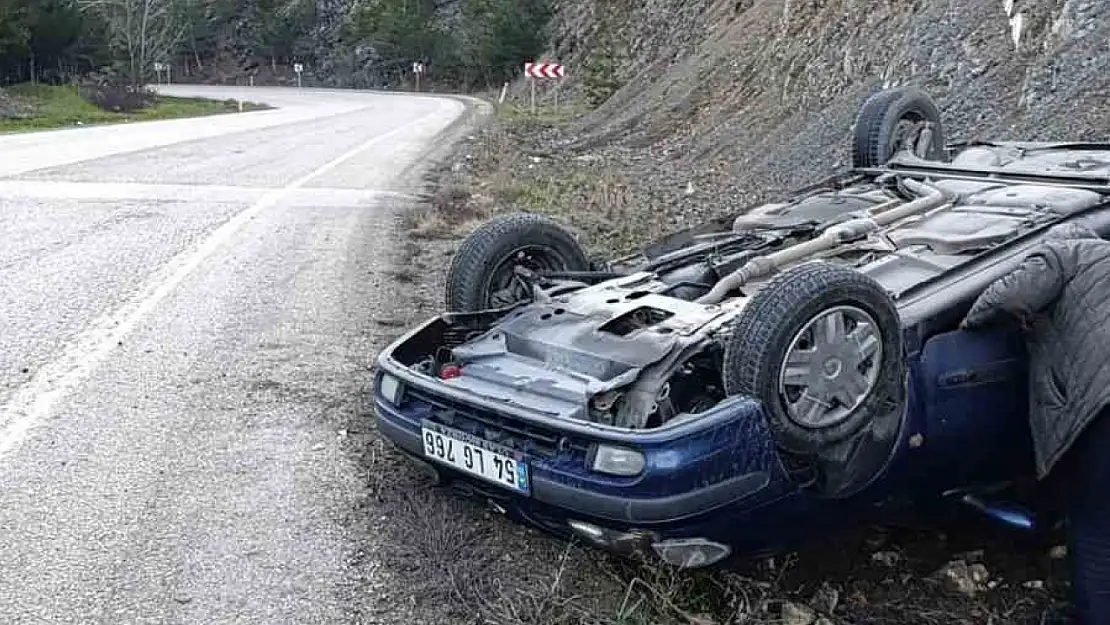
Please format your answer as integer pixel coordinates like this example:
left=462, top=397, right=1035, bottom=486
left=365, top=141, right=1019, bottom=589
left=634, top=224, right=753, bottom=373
left=0, top=0, right=553, bottom=90
left=439, top=0, right=1109, bottom=252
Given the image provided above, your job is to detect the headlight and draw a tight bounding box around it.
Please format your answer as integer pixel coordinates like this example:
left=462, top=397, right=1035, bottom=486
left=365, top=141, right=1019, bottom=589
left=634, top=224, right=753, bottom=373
left=379, top=373, right=403, bottom=405
left=591, top=444, right=646, bottom=477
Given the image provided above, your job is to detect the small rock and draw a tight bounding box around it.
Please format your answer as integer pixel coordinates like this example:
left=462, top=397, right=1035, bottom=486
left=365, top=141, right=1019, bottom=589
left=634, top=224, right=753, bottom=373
left=1049, top=545, right=1068, bottom=559
left=934, top=560, right=990, bottom=597
left=872, top=550, right=901, bottom=567
left=1023, top=580, right=1045, bottom=590
left=814, top=618, right=834, bottom=625
left=781, top=601, right=817, bottom=625
left=685, top=181, right=696, bottom=195
left=810, top=582, right=839, bottom=614
left=969, top=563, right=990, bottom=585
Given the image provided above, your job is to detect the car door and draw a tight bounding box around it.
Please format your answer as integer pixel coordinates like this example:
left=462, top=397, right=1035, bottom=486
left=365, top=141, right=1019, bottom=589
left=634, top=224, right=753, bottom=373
left=918, top=327, right=1034, bottom=488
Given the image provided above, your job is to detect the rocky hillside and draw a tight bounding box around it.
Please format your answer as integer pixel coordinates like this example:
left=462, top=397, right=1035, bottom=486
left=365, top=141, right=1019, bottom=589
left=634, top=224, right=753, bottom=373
left=525, top=0, right=1108, bottom=225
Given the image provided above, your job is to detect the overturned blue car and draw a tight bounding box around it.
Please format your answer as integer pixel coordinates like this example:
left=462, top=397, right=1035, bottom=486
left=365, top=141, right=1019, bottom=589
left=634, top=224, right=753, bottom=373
left=373, top=86, right=1110, bottom=568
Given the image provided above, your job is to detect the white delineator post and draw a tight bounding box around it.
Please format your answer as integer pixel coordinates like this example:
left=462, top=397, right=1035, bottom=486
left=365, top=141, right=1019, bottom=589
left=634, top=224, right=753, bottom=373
left=526, top=63, right=537, bottom=113
left=294, top=63, right=304, bottom=88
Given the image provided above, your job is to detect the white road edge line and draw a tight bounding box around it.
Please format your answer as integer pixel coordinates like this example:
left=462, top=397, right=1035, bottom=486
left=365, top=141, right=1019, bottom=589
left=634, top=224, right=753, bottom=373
left=0, top=99, right=461, bottom=460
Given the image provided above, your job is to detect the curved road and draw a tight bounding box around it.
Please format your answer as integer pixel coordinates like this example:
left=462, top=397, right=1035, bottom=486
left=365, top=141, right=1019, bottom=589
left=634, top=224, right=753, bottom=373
left=0, top=86, right=469, bottom=623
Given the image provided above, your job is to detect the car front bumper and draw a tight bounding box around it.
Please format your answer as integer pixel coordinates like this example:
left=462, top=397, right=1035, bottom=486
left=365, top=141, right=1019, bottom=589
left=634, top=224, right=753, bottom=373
left=375, top=397, right=774, bottom=525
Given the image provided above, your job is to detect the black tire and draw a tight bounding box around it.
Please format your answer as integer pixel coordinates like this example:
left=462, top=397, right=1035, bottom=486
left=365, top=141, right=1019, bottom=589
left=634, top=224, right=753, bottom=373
left=852, top=86, right=947, bottom=168
left=722, top=262, right=903, bottom=455
left=445, top=212, right=590, bottom=312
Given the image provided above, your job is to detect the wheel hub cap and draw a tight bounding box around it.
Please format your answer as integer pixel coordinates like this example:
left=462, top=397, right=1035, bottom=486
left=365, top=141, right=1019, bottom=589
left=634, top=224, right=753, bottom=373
left=778, top=306, right=883, bottom=429
left=822, top=358, right=843, bottom=379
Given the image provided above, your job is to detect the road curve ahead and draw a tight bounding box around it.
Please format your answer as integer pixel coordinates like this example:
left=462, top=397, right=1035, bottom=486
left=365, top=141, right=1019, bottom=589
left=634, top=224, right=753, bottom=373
left=0, top=86, right=467, bottom=623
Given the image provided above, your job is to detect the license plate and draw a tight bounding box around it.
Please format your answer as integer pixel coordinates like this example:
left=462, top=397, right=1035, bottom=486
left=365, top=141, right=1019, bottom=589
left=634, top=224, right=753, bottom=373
left=420, top=422, right=530, bottom=495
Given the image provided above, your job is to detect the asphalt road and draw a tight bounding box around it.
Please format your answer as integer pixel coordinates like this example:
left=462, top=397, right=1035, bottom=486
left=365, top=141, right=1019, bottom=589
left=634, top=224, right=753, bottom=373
left=0, top=86, right=468, bottom=624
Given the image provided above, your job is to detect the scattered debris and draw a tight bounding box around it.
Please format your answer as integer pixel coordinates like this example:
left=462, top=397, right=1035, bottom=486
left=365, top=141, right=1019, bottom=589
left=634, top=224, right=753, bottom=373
left=871, top=551, right=901, bottom=567
left=809, top=582, right=840, bottom=614
left=781, top=601, right=817, bottom=625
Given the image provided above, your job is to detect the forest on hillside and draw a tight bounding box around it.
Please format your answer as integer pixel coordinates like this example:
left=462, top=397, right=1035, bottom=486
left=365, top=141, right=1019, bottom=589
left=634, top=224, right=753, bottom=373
left=0, top=0, right=553, bottom=89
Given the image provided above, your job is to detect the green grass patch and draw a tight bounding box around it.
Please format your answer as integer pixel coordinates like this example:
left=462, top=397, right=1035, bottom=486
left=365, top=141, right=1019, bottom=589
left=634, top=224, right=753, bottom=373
left=495, top=101, right=588, bottom=126
left=0, top=84, right=268, bottom=134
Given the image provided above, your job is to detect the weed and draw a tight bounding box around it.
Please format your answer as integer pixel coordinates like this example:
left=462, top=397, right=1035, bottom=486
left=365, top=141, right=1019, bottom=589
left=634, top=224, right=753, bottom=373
left=0, top=84, right=268, bottom=134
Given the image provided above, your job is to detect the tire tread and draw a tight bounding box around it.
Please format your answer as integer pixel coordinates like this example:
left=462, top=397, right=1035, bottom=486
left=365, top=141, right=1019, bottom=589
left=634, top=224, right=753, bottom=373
left=444, top=213, right=589, bottom=312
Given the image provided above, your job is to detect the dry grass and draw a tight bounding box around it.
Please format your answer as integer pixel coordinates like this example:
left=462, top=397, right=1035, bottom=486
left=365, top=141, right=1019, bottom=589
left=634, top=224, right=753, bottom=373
left=404, top=183, right=490, bottom=240
left=359, top=426, right=802, bottom=625
left=407, top=114, right=676, bottom=259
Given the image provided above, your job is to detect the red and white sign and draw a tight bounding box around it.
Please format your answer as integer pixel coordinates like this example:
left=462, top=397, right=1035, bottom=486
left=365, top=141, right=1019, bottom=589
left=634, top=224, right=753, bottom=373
left=525, top=62, right=565, bottom=79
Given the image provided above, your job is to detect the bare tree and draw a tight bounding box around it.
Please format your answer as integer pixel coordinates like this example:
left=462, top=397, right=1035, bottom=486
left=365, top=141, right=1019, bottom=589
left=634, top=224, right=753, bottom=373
left=77, top=0, right=187, bottom=85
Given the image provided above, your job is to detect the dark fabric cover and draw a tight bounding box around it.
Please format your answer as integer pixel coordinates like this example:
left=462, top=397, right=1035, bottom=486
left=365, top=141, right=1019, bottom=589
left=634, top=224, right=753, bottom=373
left=961, top=222, right=1110, bottom=478
left=1058, top=408, right=1110, bottom=624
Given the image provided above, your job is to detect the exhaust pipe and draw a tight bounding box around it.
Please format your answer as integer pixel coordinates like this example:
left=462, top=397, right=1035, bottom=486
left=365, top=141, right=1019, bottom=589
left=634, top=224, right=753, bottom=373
left=695, top=178, right=951, bottom=305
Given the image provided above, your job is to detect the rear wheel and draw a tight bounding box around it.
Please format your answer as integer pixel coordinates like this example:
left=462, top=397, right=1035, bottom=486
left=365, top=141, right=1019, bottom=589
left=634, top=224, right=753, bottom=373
left=445, top=213, right=590, bottom=312
left=722, top=262, right=903, bottom=455
left=852, top=86, right=947, bottom=168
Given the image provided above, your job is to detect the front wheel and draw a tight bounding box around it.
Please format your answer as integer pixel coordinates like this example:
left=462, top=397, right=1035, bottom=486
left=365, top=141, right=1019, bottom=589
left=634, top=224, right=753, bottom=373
left=722, top=262, right=903, bottom=455
left=444, top=212, right=590, bottom=312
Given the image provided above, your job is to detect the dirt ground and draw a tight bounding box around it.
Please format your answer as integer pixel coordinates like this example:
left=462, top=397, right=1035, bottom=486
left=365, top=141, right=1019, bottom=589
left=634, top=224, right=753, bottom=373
left=348, top=102, right=1084, bottom=624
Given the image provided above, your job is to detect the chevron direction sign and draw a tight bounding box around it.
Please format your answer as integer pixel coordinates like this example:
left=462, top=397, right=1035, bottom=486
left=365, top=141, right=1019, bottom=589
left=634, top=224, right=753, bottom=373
left=525, top=62, right=565, bottom=79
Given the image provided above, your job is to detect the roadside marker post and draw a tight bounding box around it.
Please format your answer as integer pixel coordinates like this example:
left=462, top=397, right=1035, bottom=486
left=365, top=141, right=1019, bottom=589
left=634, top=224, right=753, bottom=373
left=524, top=62, right=566, bottom=115
left=294, top=63, right=304, bottom=88
left=413, top=62, right=425, bottom=92
left=153, top=62, right=171, bottom=85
